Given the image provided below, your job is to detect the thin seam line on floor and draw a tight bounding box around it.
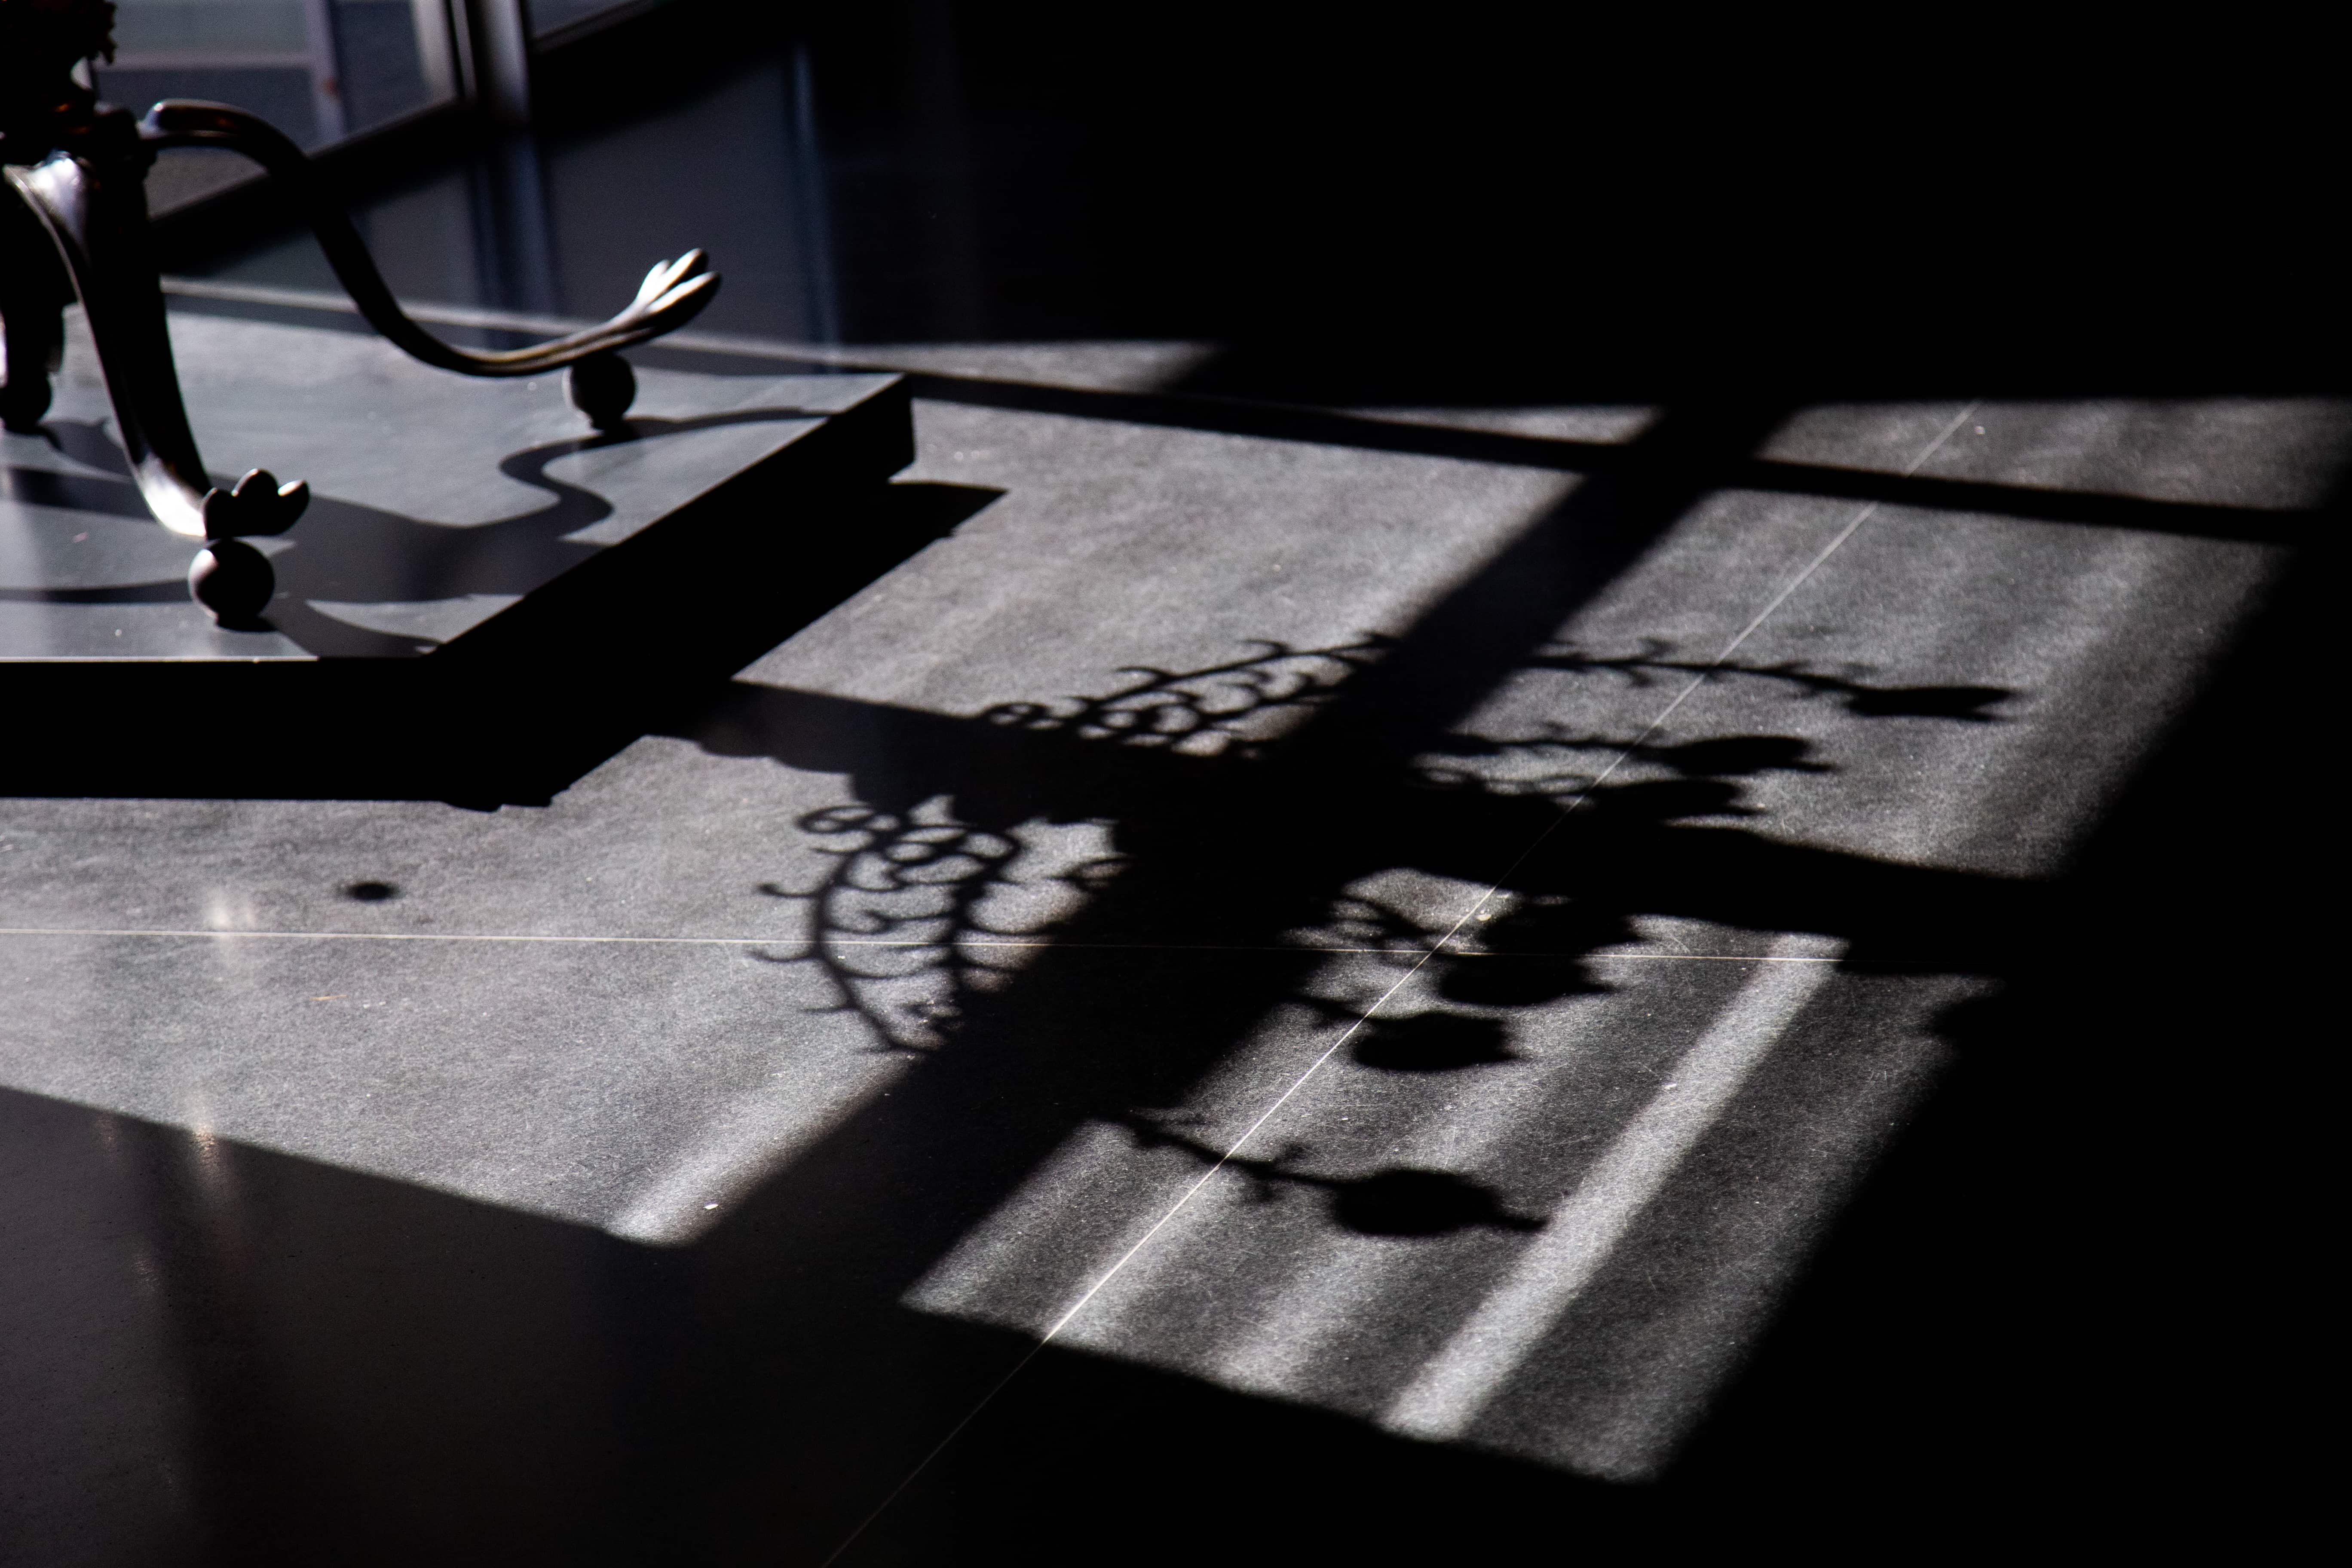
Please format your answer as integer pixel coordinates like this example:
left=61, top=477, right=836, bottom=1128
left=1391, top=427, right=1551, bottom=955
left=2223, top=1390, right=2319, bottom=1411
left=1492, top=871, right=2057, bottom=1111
left=0, top=926, right=1849, bottom=961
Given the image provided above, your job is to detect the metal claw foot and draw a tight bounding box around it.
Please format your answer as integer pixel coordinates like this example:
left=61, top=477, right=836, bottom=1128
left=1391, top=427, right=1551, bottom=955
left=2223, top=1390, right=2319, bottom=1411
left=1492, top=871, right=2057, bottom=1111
left=202, top=467, right=308, bottom=540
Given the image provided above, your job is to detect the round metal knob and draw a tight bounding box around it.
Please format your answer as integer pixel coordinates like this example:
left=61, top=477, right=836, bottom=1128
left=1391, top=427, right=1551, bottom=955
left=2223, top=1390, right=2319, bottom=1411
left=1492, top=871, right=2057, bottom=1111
left=567, top=352, right=637, bottom=432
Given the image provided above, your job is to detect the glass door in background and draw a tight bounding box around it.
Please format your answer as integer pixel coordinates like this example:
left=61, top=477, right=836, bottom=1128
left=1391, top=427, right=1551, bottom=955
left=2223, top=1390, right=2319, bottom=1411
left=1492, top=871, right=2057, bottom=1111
left=522, top=0, right=655, bottom=41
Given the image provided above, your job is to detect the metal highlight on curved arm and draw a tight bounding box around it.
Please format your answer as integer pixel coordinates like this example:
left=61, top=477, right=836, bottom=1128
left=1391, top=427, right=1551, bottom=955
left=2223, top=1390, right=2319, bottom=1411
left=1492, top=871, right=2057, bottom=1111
left=139, top=102, right=722, bottom=379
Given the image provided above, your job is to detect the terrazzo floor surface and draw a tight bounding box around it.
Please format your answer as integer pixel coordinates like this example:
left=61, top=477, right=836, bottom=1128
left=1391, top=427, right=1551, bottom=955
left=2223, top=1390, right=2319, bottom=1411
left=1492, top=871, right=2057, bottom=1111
left=5, top=281, right=2337, bottom=1561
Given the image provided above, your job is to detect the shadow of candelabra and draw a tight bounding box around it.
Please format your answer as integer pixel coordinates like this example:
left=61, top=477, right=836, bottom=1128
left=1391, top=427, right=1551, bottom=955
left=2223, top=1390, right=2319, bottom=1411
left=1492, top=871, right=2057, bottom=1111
left=737, top=631, right=2016, bottom=1082
left=1114, top=1110, right=1549, bottom=1237
left=979, top=637, right=1388, bottom=758
left=746, top=640, right=1387, bottom=1053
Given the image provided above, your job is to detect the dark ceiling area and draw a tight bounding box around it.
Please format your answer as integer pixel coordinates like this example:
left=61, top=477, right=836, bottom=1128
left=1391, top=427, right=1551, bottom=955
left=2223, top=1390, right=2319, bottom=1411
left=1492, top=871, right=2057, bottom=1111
left=159, top=3, right=2345, bottom=398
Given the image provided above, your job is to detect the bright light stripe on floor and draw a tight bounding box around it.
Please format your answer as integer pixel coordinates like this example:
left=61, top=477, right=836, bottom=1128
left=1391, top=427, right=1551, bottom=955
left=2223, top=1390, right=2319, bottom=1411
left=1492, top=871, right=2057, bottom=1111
left=1381, top=932, right=1848, bottom=1442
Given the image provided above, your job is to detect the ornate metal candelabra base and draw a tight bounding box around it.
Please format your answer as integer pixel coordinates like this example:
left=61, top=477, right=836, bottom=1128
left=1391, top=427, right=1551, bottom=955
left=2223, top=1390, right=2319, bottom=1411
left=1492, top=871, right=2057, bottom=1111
left=2, top=10, right=719, bottom=622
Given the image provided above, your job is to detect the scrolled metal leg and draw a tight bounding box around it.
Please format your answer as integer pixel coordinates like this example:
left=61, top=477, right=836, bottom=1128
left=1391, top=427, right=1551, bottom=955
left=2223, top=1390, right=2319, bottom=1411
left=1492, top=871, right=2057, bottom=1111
left=140, top=103, right=720, bottom=426
left=4, top=115, right=308, bottom=623
left=0, top=184, right=69, bottom=432
left=5, top=21, right=313, bottom=623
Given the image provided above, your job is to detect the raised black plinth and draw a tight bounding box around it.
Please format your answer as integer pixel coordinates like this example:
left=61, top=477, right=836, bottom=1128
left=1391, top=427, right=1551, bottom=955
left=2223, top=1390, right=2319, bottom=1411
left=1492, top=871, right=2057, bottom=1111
left=2, top=312, right=927, bottom=801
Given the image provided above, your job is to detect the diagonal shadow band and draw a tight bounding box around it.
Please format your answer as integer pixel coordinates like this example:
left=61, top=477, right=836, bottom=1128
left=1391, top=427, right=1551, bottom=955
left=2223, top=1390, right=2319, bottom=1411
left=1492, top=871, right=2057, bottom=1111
left=837, top=374, right=2319, bottom=545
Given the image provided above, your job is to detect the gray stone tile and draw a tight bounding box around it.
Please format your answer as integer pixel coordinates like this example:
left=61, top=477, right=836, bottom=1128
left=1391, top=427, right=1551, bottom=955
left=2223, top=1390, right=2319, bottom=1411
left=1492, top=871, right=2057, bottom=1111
left=0, top=926, right=884, bottom=1239
left=1762, top=397, right=2352, bottom=509
left=1890, top=399, right=2346, bottom=510
left=754, top=395, right=1580, bottom=717
left=0, top=367, right=1679, bottom=1259
left=1756, top=400, right=1981, bottom=472
left=9, top=316, right=2340, bottom=1553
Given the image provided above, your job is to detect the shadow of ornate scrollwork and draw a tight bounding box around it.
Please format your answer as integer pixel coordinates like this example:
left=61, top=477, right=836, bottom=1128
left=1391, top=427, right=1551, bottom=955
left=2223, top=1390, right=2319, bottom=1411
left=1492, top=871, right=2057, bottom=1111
left=743, top=635, right=2017, bottom=1076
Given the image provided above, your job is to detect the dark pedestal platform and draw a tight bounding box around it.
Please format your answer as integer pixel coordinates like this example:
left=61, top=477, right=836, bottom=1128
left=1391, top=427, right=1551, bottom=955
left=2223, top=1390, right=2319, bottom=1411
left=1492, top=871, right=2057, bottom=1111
left=2, top=312, right=925, bottom=801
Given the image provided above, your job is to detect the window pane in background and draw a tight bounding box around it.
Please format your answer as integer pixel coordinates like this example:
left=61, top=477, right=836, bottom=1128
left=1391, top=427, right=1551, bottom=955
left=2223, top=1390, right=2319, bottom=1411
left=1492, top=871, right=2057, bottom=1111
left=97, top=0, right=458, bottom=211
left=524, top=0, right=637, bottom=37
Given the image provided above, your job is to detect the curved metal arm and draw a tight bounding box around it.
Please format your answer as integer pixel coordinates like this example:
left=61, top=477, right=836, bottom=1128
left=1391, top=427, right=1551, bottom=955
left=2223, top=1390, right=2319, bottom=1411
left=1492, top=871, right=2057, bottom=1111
left=5, top=124, right=303, bottom=542
left=138, top=102, right=721, bottom=378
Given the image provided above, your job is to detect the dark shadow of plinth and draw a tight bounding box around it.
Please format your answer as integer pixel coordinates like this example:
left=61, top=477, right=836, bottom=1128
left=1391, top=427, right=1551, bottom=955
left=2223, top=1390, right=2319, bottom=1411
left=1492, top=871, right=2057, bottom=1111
left=0, top=1081, right=1656, bottom=1568
left=0, top=390, right=994, bottom=807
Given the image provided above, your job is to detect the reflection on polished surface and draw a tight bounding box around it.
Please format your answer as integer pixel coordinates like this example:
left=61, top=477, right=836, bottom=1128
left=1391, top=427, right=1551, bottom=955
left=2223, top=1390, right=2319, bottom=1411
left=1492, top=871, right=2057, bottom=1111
left=3, top=7, right=2343, bottom=1565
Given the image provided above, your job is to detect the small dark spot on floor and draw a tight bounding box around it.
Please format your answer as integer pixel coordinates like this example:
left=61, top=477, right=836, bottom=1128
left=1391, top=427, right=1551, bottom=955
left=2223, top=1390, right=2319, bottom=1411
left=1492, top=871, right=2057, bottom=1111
left=345, top=881, right=400, bottom=902
left=1329, top=1169, right=1544, bottom=1237
left=1353, top=1012, right=1518, bottom=1072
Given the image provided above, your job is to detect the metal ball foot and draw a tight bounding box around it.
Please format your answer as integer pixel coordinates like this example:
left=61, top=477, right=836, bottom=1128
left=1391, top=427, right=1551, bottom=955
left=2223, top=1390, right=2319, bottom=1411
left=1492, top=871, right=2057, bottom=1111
left=189, top=538, right=275, bottom=626
left=567, top=352, right=636, bottom=431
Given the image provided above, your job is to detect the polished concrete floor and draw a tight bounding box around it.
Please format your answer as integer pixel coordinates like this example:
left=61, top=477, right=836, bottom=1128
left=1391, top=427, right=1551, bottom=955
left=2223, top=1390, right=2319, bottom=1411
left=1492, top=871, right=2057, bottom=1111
left=4, top=11, right=2341, bottom=1565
